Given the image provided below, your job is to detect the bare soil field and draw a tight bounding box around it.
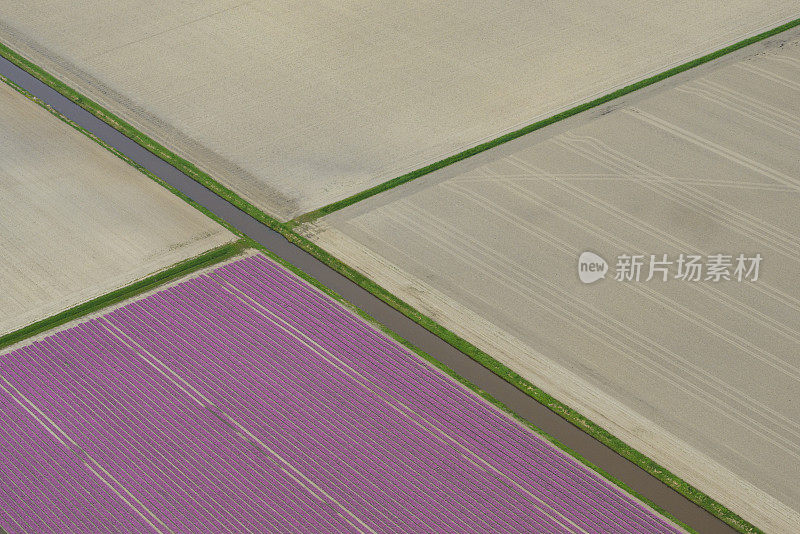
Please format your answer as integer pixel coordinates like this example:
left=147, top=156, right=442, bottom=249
left=0, top=1, right=797, bottom=221
left=301, top=33, right=800, bottom=533
left=0, top=80, right=234, bottom=337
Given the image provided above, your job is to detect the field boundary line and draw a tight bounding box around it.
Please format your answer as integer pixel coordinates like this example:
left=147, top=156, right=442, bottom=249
left=290, top=17, right=800, bottom=225
left=238, top=237, right=695, bottom=534
left=293, top=219, right=772, bottom=532
left=0, top=39, right=290, bottom=232
left=0, top=240, right=248, bottom=351
left=6, top=21, right=800, bottom=533
left=0, top=74, right=244, bottom=239
left=0, top=73, right=249, bottom=350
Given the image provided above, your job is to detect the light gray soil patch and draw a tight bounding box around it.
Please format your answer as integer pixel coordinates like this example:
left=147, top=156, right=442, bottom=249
left=1, top=1, right=797, bottom=220
left=0, top=81, right=234, bottom=337
left=304, top=33, right=800, bottom=533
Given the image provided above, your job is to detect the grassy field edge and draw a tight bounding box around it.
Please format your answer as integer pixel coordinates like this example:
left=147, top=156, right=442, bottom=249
left=0, top=41, right=288, bottom=233
left=0, top=240, right=248, bottom=352
left=243, top=237, right=699, bottom=533
left=290, top=16, right=800, bottom=225
left=0, top=73, right=245, bottom=240
left=0, top=26, right=784, bottom=531
left=281, top=231, right=760, bottom=534
left=0, top=73, right=250, bottom=350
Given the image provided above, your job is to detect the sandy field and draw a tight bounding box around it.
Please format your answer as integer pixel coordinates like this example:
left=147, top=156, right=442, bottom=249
left=0, top=2, right=797, bottom=221
left=0, top=80, right=234, bottom=337
left=302, top=33, right=800, bottom=533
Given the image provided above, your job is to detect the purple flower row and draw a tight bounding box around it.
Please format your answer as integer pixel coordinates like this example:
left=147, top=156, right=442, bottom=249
left=0, top=254, right=681, bottom=533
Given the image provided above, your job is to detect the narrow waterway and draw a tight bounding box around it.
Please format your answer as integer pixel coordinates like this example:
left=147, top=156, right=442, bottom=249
left=0, top=55, right=735, bottom=534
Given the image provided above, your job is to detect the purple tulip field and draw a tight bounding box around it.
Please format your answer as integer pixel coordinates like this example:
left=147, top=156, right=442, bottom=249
left=0, top=253, right=683, bottom=533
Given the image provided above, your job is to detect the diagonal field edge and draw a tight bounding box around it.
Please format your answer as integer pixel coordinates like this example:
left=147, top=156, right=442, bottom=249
left=244, top=238, right=698, bottom=534
left=281, top=232, right=758, bottom=533
left=0, top=70, right=696, bottom=534
left=0, top=39, right=746, bottom=534
left=0, top=74, right=249, bottom=352
left=0, top=74, right=245, bottom=241
left=291, top=16, right=800, bottom=225
left=0, top=67, right=689, bottom=532
left=0, top=240, right=248, bottom=352
left=5, top=20, right=799, bottom=532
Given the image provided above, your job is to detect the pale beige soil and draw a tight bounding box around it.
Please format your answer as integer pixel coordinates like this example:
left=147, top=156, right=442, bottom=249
left=0, top=81, right=234, bottom=337
left=303, top=34, right=800, bottom=533
left=0, top=1, right=797, bottom=220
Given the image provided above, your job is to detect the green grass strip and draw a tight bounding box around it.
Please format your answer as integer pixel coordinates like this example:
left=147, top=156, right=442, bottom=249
left=291, top=16, right=800, bottom=225
left=4, top=20, right=796, bottom=531
left=0, top=74, right=248, bottom=349
left=0, top=240, right=248, bottom=352
left=0, top=74, right=245, bottom=240
left=0, top=40, right=289, bottom=234
left=1, top=37, right=689, bottom=533
left=240, top=238, right=697, bottom=534
left=281, top=231, right=763, bottom=534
